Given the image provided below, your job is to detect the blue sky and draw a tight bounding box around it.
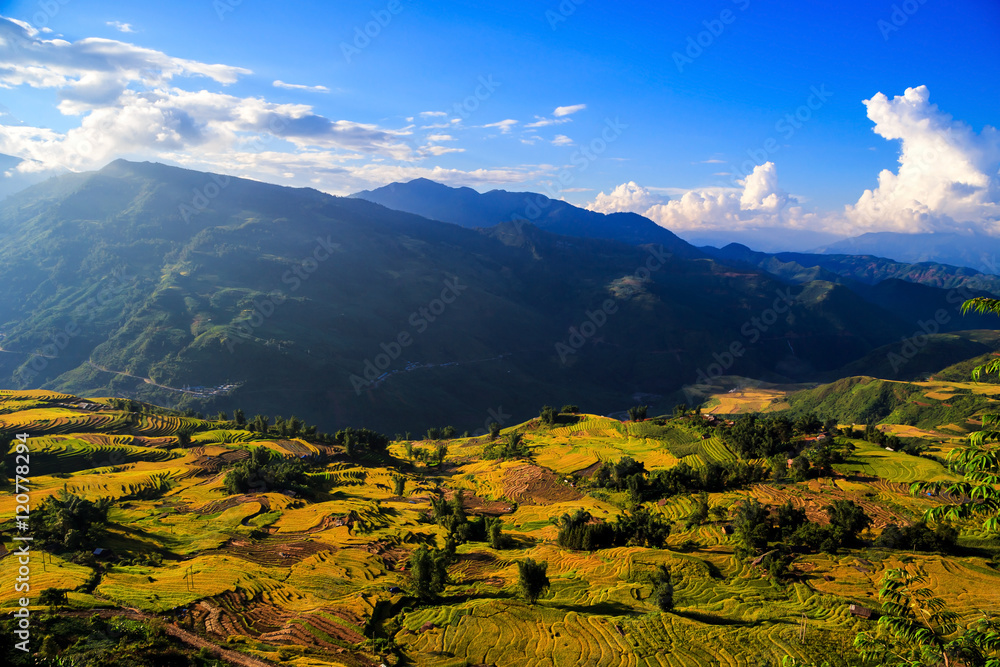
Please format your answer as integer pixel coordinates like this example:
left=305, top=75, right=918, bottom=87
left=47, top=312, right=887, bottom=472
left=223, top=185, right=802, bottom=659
left=0, top=0, right=998, bottom=247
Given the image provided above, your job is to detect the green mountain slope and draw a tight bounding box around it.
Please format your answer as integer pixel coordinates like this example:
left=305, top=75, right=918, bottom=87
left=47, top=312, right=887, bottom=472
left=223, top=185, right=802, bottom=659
left=0, top=160, right=980, bottom=433
left=786, top=375, right=1000, bottom=430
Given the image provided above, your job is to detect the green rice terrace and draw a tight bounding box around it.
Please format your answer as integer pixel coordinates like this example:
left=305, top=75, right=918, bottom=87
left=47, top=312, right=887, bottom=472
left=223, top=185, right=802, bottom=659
left=1, top=383, right=998, bottom=667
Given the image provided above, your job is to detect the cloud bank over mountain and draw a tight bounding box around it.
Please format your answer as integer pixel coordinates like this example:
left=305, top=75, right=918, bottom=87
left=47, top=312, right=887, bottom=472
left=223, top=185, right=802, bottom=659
left=2, top=8, right=995, bottom=242
left=588, top=86, right=1000, bottom=238
left=0, top=16, right=561, bottom=193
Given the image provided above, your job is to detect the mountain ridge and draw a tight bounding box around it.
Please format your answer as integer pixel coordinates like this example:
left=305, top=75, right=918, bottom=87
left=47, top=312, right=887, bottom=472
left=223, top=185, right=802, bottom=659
left=0, top=159, right=992, bottom=433
left=351, top=177, right=703, bottom=257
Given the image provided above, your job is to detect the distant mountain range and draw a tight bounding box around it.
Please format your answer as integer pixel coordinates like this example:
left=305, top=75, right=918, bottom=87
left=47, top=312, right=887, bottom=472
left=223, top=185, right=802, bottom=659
left=0, top=153, right=63, bottom=201
left=354, top=178, right=1000, bottom=276
left=811, top=231, right=1000, bottom=273
left=0, top=161, right=998, bottom=433
left=352, top=178, right=703, bottom=258
left=701, top=243, right=1000, bottom=296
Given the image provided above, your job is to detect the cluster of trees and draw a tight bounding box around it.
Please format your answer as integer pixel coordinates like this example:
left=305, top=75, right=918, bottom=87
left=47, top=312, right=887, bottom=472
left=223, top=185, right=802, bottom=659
left=776, top=439, right=855, bottom=483
left=207, top=409, right=391, bottom=448
left=731, top=498, right=872, bottom=560
left=554, top=507, right=671, bottom=551
left=34, top=489, right=113, bottom=554
left=222, top=446, right=317, bottom=496
left=725, top=414, right=795, bottom=459
left=404, top=440, right=448, bottom=465
left=225, top=411, right=322, bottom=440
left=538, top=404, right=580, bottom=426
left=408, top=545, right=451, bottom=600
left=627, top=405, right=648, bottom=421
left=861, top=423, right=927, bottom=457
left=723, top=412, right=829, bottom=460
left=408, top=492, right=518, bottom=602
left=425, top=425, right=462, bottom=439
left=332, top=427, right=390, bottom=456
left=651, top=460, right=769, bottom=497
left=0, top=613, right=212, bottom=666
left=409, top=544, right=549, bottom=606
left=430, top=490, right=506, bottom=550
left=590, top=456, right=770, bottom=502
left=109, top=398, right=181, bottom=418
left=683, top=490, right=729, bottom=529
left=482, top=433, right=530, bottom=461
left=875, top=521, right=957, bottom=552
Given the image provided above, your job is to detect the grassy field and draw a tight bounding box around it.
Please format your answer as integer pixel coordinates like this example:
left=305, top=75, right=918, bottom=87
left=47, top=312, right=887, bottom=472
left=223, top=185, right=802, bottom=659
left=0, top=389, right=997, bottom=667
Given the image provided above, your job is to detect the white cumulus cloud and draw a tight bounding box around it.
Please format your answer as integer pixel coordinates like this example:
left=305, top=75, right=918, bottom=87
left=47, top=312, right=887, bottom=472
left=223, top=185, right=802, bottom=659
left=587, top=181, right=669, bottom=214
left=844, top=85, right=1000, bottom=234
left=588, top=163, right=820, bottom=233
left=588, top=87, right=999, bottom=238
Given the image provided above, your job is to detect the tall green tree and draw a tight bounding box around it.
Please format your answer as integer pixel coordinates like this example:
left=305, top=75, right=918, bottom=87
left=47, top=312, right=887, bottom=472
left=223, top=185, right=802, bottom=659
left=34, top=489, right=112, bottom=553
left=409, top=546, right=449, bottom=601
left=652, top=565, right=674, bottom=612
left=487, top=517, right=505, bottom=550
left=517, top=558, right=550, bottom=604
left=539, top=405, right=557, bottom=425
left=825, top=499, right=871, bottom=545
left=731, top=498, right=771, bottom=557
left=627, top=405, right=648, bottom=421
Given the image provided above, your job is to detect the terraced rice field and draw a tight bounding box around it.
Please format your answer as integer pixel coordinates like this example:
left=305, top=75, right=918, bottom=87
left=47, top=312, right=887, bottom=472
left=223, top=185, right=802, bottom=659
left=1, top=392, right=997, bottom=667
left=833, top=440, right=960, bottom=483
left=703, top=388, right=791, bottom=415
